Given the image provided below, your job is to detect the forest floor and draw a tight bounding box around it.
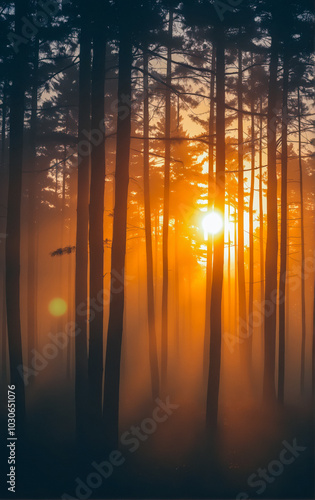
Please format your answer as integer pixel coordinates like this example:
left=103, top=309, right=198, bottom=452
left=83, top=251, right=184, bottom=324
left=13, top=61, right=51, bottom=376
left=0, top=377, right=314, bottom=500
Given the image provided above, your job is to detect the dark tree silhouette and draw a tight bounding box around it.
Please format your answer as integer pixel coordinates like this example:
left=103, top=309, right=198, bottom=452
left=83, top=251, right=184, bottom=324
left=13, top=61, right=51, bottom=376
left=27, top=35, right=39, bottom=369
left=88, top=0, right=107, bottom=427
left=206, top=24, right=225, bottom=432
left=298, top=86, right=306, bottom=394
left=143, top=47, right=160, bottom=399
left=74, top=0, right=91, bottom=444
left=263, top=6, right=279, bottom=403
left=248, top=57, right=255, bottom=368
left=5, top=0, right=28, bottom=437
left=203, top=46, right=215, bottom=384
left=278, top=48, right=289, bottom=404
left=103, top=4, right=132, bottom=447
left=161, top=8, right=173, bottom=391
left=237, top=48, right=248, bottom=360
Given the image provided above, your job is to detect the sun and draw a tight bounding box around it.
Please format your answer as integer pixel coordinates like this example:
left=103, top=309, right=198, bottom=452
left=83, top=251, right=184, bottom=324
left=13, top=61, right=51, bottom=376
left=48, top=298, right=67, bottom=317
left=202, top=211, right=223, bottom=238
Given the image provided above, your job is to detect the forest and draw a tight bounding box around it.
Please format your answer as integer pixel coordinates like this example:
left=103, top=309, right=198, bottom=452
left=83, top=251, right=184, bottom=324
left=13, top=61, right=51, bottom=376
left=0, top=0, right=314, bottom=498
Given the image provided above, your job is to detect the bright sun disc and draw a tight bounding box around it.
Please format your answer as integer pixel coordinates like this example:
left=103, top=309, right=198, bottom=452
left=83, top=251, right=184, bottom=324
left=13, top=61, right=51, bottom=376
left=202, top=211, right=223, bottom=238
left=49, top=298, right=67, bottom=317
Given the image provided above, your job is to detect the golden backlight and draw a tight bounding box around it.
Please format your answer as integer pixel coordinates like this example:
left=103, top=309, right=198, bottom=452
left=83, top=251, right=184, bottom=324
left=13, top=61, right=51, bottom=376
left=202, top=211, right=223, bottom=239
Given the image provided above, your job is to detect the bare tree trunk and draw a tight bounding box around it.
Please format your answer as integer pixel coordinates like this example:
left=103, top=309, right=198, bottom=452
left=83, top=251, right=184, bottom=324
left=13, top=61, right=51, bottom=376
left=312, top=198, right=315, bottom=399
left=6, top=0, right=28, bottom=437
left=298, top=87, right=306, bottom=395
left=74, top=3, right=91, bottom=444
left=88, top=9, right=106, bottom=425
left=103, top=28, right=132, bottom=449
left=2, top=291, right=7, bottom=384
left=67, top=208, right=72, bottom=380
left=161, top=8, right=173, bottom=391
left=68, top=187, right=75, bottom=379
left=143, top=47, right=160, bottom=399
left=259, top=96, right=264, bottom=347
left=27, top=36, right=39, bottom=370
left=248, top=64, right=255, bottom=365
left=34, top=219, right=39, bottom=352
left=188, top=252, right=192, bottom=340
left=263, top=19, right=279, bottom=402
left=1, top=82, right=7, bottom=386
left=234, top=208, right=238, bottom=338
left=1, top=82, right=7, bottom=168
left=174, top=216, right=180, bottom=357
left=206, top=27, right=225, bottom=432
left=312, top=276, right=315, bottom=398
left=278, top=50, right=289, bottom=403
left=137, top=202, right=141, bottom=331
left=228, top=199, right=231, bottom=335
left=155, top=209, right=158, bottom=288
left=237, top=49, right=248, bottom=352
left=203, top=46, right=215, bottom=384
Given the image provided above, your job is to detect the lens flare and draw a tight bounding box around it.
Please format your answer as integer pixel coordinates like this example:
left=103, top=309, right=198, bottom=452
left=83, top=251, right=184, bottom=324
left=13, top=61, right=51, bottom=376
left=202, top=211, right=223, bottom=238
left=48, top=298, right=67, bottom=317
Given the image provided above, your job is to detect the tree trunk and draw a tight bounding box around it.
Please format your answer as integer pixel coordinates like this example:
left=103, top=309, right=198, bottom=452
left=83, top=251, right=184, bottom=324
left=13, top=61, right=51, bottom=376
left=154, top=209, right=159, bottom=287
left=27, top=36, right=39, bottom=370
left=174, top=216, right=180, bottom=357
left=103, top=30, right=132, bottom=449
left=161, top=8, right=173, bottom=391
left=263, top=19, right=279, bottom=402
left=2, top=291, right=7, bottom=384
left=298, top=87, right=306, bottom=395
left=312, top=276, right=315, bottom=398
left=312, top=201, right=315, bottom=399
left=1, top=82, right=7, bottom=385
left=248, top=63, right=255, bottom=366
left=228, top=198, right=231, bottom=335
left=259, top=96, right=264, bottom=347
left=1, top=82, right=7, bottom=169
left=206, top=27, right=225, bottom=432
left=74, top=4, right=91, bottom=444
left=203, top=46, right=215, bottom=384
left=143, top=47, right=160, bottom=399
left=234, top=209, right=238, bottom=338
left=6, top=0, right=28, bottom=437
left=88, top=11, right=106, bottom=425
left=67, top=212, right=72, bottom=380
left=278, top=50, right=289, bottom=403
left=237, top=49, right=248, bottom=353
left=68, top=181, right=75, bottom=380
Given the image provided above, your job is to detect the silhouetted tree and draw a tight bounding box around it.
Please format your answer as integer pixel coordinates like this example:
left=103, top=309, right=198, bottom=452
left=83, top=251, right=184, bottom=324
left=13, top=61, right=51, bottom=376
left=6, top=0, right=28, bottom=437
left=103, top=0, right=133, bottom=448
left=143, top=46, right=160, bottom=399
left=206, top=23, right=225, bottom=432
left=161, top=7, right=173, bottom=391
left=88, top=0, right=107, bottom=428
left=74, top=0, right=91, bottom=444
left=263, top=5, right=280, bottom=403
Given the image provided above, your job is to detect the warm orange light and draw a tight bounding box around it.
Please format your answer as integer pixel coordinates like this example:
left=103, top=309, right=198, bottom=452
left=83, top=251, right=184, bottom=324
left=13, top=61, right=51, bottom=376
left=202, top=211, right=223, bottom=239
